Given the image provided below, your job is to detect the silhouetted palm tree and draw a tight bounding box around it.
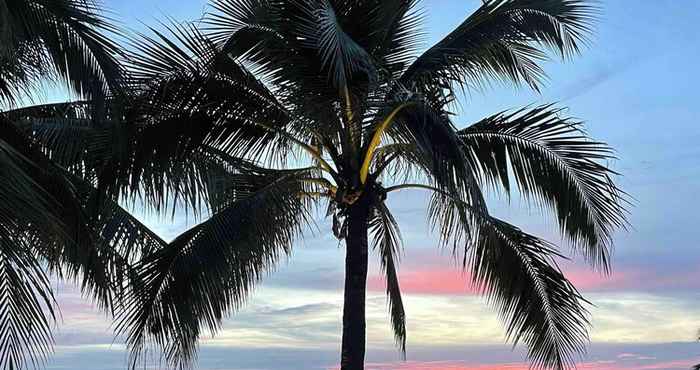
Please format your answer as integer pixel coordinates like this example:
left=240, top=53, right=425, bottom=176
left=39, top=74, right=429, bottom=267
left=0, top=1, right=129, bottom=369
left=26, top=1, right=628, bottom=370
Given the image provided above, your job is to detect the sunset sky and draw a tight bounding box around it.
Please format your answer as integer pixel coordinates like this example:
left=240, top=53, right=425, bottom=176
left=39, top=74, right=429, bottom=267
left=45, top=1, right=700, bottom=369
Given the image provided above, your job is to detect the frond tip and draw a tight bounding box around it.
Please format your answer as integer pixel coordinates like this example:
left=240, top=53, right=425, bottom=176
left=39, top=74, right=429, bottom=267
left=369, top=202, right=406, bottom=355
left=470, top=217, right=590, bottom=370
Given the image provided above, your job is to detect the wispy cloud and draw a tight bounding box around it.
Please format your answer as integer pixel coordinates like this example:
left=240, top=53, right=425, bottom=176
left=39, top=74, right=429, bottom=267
left=365, top=258, right=700, bottom=297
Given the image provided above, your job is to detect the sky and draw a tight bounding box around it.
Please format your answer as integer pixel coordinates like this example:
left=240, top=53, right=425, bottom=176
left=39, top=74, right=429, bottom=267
left=38, top=1, right=700, bottom=369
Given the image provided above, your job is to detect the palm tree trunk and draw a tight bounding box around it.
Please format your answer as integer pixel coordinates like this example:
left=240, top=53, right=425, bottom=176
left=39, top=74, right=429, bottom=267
left=340, top=196, right=371, bottom=370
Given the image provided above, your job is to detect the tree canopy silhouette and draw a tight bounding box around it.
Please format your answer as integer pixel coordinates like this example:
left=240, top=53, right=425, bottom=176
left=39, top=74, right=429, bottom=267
left=103, top=1, right=626, bottom=369
left=2, top=1, right=628, bottom=370
left=0, top=1, right=130, bottom=369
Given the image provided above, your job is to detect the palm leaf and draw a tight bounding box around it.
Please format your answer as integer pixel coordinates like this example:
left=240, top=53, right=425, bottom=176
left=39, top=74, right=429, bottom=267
left=1, top=0, right=125, bottom=102
left=359, top=0, right=424, bottom=79
left=294, top=0, right=375, bottom=88
left=3, top=107, right=166, bottom=302
left=379, top=98, right=488, bottom=213
left=369, top=202, right=406, bottom=355
left=125, top=22, right=292, bottom=164
left=385, top=183, right=590, bottom=370
left=400, top=0, right=596, bottom=101
left=0, top=226, right=56, bottom=370
left=459, top=105, right=628, bottom=269
left=115, top=165, right=318, bottom=369
left=0, top=41, right=51, bottom=106
left=469, top=216, right=589, bottom=370
left=0, top=115, right=129, bottom=368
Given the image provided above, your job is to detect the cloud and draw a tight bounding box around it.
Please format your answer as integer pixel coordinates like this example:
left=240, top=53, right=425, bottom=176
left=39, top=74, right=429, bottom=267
left=368, top=268, right=478, bottom=295
left=46, top=342, right=700, bottom=370
left=363, top=252, right=700, bottom=296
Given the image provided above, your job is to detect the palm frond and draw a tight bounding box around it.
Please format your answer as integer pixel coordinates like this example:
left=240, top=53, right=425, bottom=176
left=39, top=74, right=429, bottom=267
left=2, top=111, right=162, bottom=309
left=372, top=142, right=424, bottom=184
left=204, top=0, right=274, bottom=46
left=66, top=173, right=169, bottom=293
left=459, top=105, right=628, bottom=269
left=400, top=0, right=596, bottom=100
left=14, top=101, right=317, bottom=222
left=360, top=0, right=424, bottom=79
left=125, top=21, right=292, bottom=164
left=1, top=101, right=94, bottom=121
left=205, top=0, right=373, bottom=115
left=0, top=144, right=59, bottom=370
left=0, top=41, right=52, bottom=106
left=0, top=116, right=111, bottom=369
left=378, top=97, right=487, bottom=213
left=115, top=165, right=318, bottom=369
left=294, top=0, right=375, bottom=88
left=387, top=183, right=590, bottom=370
left=2, top=0, right=125, bottom=101
left=369, top=202, right=406, bottom=355
left=471, top=217, right=589, bottom=370
left=0, top=226, right=56, bottom=370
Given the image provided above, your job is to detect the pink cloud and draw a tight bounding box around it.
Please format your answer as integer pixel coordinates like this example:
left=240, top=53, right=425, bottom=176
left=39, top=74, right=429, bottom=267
left=562, top=267, right=641, bottom=291
left=367, top=269, right=480, bottom=295
left=561, top=263, right=700, bottom=292
left=367, top=266, right=638, bottom=295
left=367, top=259, right=700, bottom=296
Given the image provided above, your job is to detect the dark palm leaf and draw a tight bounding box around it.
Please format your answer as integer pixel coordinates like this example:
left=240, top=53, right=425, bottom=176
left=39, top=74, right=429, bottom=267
left=293, top=0, right=376, bottom=88
left=0, top=132, right=59, bottom=370
left=357, top=0, right=424, bottom=79
left=0, top=226, right=56, bottom=370
left=369, top=202, right=406, bottom=355
left=0, top=114, right=156, bottom=368
left=469, top=216, right=589, bottom=370
left=400, top=0, right=596, bottom=101
left=459, top=105, right=628, bottom=269
left=383, top=183, right=592, bottom=370
left=67, top=174, right=169, bottom=290
left=0, top=0, right=125, bottom=104
left=125, top=22, right=292, bottom=164
left=115, top=165, right=319, bottom=368
left=4, top=104, right=168, bottom=288
left=204, top=0, right=379, bottom=125
left=0, top=41, right=51, bottom=106
left=379, top=97, right=488, bottom=214
left=0, top=117, right=106, bottom=290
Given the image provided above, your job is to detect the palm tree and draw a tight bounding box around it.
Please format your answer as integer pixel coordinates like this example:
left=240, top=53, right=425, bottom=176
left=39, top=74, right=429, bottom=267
left=31, top=1, right=627, bottom=370
left=0, top=1, right=134, bottom=369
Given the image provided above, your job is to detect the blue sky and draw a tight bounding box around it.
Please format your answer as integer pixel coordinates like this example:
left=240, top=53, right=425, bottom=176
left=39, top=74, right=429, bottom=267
left=42, top=1, right=700, bottom=369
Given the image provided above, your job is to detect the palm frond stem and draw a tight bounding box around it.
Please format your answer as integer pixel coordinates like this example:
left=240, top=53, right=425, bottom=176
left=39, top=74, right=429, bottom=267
left=360, top=102, right=415, bottom=184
